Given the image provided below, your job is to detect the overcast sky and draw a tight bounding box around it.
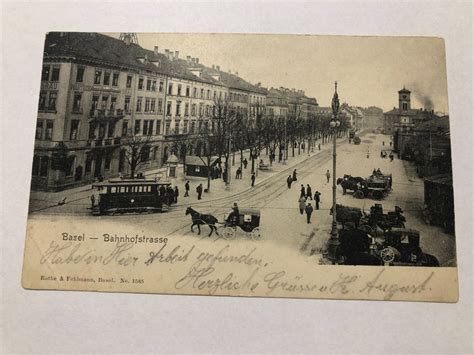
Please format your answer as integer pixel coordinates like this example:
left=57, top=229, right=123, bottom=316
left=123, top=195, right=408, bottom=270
left=109, top=33, right=448, bottom=114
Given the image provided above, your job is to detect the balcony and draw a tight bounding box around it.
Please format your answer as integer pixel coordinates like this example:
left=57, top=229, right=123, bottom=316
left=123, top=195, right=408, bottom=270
left=88, top=108, right=125, bottom=122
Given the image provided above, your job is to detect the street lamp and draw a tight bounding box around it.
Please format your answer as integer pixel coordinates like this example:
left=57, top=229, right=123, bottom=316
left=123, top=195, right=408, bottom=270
left=327, top=81, right=341, bottom=262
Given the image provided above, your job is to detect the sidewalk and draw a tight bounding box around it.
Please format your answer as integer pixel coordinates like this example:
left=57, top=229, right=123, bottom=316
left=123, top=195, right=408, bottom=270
left=28, top=137, right=346, bottom=214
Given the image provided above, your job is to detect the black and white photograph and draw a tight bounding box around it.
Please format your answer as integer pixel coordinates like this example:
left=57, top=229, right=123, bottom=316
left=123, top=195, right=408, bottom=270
left=20, top=31, right=459, bottom=301
left=1, top=1, right=472, bottom=354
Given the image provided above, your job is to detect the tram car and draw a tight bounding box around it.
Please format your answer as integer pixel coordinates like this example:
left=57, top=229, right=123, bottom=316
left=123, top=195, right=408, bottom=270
left=91, top=179, right=172, bottom=215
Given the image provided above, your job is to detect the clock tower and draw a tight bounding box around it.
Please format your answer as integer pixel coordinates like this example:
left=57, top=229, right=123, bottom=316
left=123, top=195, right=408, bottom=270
left=398, top=87, right=411, bottom=112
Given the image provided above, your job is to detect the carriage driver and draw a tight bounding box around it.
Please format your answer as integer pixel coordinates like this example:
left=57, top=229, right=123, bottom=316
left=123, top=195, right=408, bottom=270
left=227, top=202, right=240, bottom=226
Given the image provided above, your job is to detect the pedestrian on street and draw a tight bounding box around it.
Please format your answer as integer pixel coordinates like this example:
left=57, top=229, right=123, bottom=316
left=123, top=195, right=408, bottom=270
left=367, top=151, right=370, bottom=159
left=389, top=141, right=392, bottom=147
left=243, top=158, right=248, bottom=169
left=314, top=191, right=321, bottom=210
left=287, top=175, right=293, bottom=189
left=167, top=186, right=174, bottom=205
left=305, top=203, right=314, bottom=223
left=251, top=172, right=256, bottom=187
left=318, top=143, right=321, bottom=151
left=184, top=181, right=190, bottom=197
left=159, top=185, right=166, bottom=197
left=300, top=184, right=306, bottom=198
left=292, top=169, right=298, bottom=181
left=382, top=141, right=385, bottom=146
left=298, top=196, right=307, bottom=215
left=196, top=183, right=203, bottom=200
left=174, top=186, right=179, bottom=204
left=90, top=194, right=95, bottom=208
left=326, top=169, right=331, bottom=183
left=306, top=184, right=312, bottom=200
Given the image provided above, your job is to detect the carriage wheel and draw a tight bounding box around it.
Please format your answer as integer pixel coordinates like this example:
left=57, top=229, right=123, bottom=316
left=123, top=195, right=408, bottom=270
left=380, top=247, right=396, bottom=264
left=222, top=227, right=236, bottom=240
left=354, top=190, right=364, bottom=199
left=249, top=227, right=261, bottom=241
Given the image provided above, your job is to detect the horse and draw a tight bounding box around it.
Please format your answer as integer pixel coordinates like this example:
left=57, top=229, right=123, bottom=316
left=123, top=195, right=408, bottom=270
left=337, top=175, right=366, bottom=195
left=185, top=207, right=219, bottom=237
left=329, top=204, right=363, bottom=229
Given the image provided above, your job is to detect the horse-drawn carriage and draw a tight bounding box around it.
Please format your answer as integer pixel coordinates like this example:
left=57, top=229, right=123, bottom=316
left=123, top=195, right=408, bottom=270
left=337, top=227, right=439, bottom=266
left=337, top=170, right=392, bottom=200
left=185, top=207, right=261, bottom=240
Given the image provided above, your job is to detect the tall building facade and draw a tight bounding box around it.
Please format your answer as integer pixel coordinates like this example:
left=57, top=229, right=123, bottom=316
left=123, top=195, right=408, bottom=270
left=32, top=32, right=273, bottom=191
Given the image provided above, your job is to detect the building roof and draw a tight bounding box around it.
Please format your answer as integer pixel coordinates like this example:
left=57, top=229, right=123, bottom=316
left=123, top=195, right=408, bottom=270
left=43, top=32, right=268, bottom=93
left=185, top=155, right=220, bottom=166
left=398, top=87, right=411, bottom=93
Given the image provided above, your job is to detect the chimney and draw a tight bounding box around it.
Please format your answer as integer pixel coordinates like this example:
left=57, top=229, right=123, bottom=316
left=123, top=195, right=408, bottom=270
left=191, top=58, right=196, bottom=64
left=124, top=35, right=131, bottom=46
left=196, top=58, right=199, bottom=64
left=154, top=46, right=159, bottom=55
left=187, top=55, right=191, bottom=63
left=212, top=65, right=215, bottom=69
left=175, top=51, right=179, bottom=59
left=216, top=65, right=220, bottom=71
left=165, top=49, right=170, bottom=58
left=235, top=71, right=239, bottom=75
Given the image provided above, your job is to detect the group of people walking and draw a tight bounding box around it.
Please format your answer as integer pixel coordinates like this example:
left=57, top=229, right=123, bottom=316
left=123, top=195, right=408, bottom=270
left=287, top=169, right=322, bottom=224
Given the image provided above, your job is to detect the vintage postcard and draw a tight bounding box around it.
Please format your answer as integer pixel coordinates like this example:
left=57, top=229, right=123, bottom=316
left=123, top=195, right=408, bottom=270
left=22, top=32, right=458, bottom=302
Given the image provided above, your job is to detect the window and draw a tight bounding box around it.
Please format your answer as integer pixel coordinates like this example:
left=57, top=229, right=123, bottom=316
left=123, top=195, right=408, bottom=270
left=402, top=102, right=408, bottom=111
left=165, top=121, right=171, bottom=134
left=151, top=80, right=157, bottom=92
left=105, top=153, right=112, bottom=170
left=51, top=66, right=60, bottom=82
left=157, top=99, right=163, bottom=113
left=193, top=87, right=197, bottom=97
left=134, top=120, right=141, bottom=134
left=110, top=97, right=117, bottom=111
left=166, top=101, right=172, bottom=116
left=146, top=79, right=152, bottom=91
left=45, top=120, right=53, bottom=140
left=126, top=75, right=132, bottom=88
left=186, top=86, right=190, bottom=97
left=159, top=81, right=164, bottom=92
left=199, top=103, right=203, bottom=116
left=207, top=90, right=211, bottom=99
left=72, top=92, right=82, bottom=112
left=39, top=156, right=49, bottom=177
left=213, top=91, right=217, bottom=100
left=156, top=120, right=161, bottom=134
left=38, top=91, right=47, bottom=110
left=150, top=98, right=156, bottom=113
left=144, top=98, right=151, bottom=112
left=174, top=120, right=180, bottom=133
left=103, top=72, right=110, bottom=86
left=112, top=73, right=119, bottom=86
left=190, top=121, right=195, bottom=134
left=184, top=103, right=189, bottom=116
left=200, top=89, right=204, bottom=98
left=36, top=121, right=43, bottom=139
left=91, top=95, right=99, bottom=113
left=136, top=97, right=142, bottom=112
left=70, top=120, right=80, bottom=140
left=138, top=78, right=144, bottom=90
left=168, top=83, right=173, bottom=95
left=76, top=67, right=85, bottom=82
left=176, top=101, right=181, bottom=116
left=177, top=84, right=182, bottom=96
left=94, top=70, right=102, bottom=84
left=124, top=96, right=131, bottom=113
left=88, top=122, right=96, bottom=139
left=41, top=65, right=50, bottom=81
left=183, top=121, right=188, bottom=133
left=47, top=92, right=57, bottom=111
left=122, top=121, right=129, bottom=136
left=143, top=120, right=149, bottom=135
left=191, top=104, right=196, bottom=116
left=101, top=95, right=108, bottom=109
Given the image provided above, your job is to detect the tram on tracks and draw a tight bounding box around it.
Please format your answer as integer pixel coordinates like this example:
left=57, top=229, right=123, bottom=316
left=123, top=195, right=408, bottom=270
left=91, top=178, right=172, bottom=215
